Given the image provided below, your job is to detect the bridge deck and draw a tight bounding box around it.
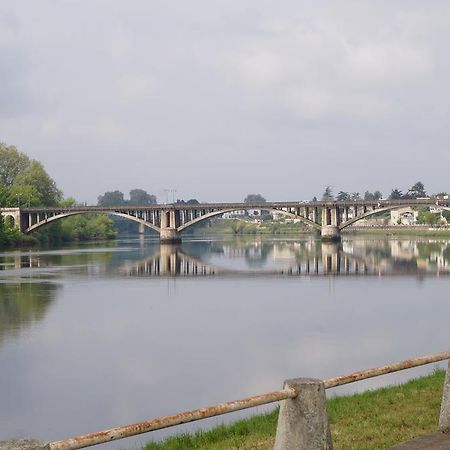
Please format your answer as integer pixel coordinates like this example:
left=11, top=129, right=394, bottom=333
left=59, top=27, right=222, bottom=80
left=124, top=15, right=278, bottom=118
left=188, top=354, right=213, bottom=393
left=390, top=432, right=450, bottom=449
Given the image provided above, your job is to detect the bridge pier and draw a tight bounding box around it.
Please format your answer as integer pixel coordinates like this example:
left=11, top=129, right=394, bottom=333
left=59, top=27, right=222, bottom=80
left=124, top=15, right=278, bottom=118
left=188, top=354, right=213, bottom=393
left=160, top=228, right=182, bottom=243
left=320, top=225, right=341, bottom=242
left=320, top=206, right=341, bottom=241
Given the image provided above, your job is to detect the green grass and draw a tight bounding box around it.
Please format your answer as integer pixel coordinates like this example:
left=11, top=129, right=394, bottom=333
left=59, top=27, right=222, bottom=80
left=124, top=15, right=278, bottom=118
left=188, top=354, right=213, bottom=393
left=140, top=370, right=446, bottom=450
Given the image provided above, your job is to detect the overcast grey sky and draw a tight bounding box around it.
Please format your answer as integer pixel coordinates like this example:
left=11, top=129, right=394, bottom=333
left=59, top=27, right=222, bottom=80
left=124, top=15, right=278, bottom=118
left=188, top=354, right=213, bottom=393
left=1, top=1, right=449, bottom=203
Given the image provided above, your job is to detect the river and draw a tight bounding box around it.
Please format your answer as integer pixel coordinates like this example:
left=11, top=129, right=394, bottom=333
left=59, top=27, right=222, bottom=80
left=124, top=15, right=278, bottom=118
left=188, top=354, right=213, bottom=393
left=1, top=235, right=449, bottom=449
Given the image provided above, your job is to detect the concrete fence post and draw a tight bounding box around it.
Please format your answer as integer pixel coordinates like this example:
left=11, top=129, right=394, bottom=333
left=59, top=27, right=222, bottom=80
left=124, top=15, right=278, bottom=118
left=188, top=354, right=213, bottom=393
left=0, top=439, right=48, bottom=450
left=274, top=378, right=332, bottom=450
left=439, top=360, right=450, bottom=433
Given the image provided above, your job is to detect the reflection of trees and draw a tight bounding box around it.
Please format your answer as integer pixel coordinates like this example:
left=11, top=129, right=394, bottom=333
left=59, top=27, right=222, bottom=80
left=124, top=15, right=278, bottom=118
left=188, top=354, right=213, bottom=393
left=0, top=283, right=58, bottom=347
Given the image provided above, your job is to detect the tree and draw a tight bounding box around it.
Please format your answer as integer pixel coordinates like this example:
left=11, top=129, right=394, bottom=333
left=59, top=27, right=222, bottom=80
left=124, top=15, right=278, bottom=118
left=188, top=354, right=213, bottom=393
left=417, top=210, right=442, bottom=226
left=244, top=194, right=266, bottom=203
left=0, top=144, right=61, bottom=206
left=14, top=160, right=62, bottom=205
left=321, top=186, right=333, bottom=201
left=351, top=192, right=361, bottom=200
left=364, top=191, right=374, bottom=201
left=336, top=191, right=351, bottom=201
left=129, top=189, right=157, bottom=205
left=177, top=198, right=200, bottom=204
left=407, top=181, right=426, bottom=199
left=389, top=188, right=403, bottom=200
left=373, top=190, right=383, bottom=200
left=8, top=185, right=41, bottom=207
left=0, top=143, right=29, bottom=187
left=97, top=191, right=125, bottom=206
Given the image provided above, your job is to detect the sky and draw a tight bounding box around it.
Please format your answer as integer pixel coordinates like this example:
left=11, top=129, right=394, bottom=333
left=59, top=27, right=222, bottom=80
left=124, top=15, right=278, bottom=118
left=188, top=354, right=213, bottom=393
left=1, top=1, right=450, bottom=204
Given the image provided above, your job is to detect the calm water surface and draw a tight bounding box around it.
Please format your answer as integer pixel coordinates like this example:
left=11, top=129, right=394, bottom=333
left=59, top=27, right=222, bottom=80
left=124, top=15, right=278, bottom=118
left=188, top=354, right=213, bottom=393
left=1, top=235, right=450, bottom=449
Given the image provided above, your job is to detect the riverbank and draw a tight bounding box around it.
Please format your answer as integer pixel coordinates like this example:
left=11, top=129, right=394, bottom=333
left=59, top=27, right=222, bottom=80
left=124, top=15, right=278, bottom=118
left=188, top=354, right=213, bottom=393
left=0, top=214, right=117, bottom=249
left=142, top=369, right=445, bottom=450
left=194, top=219, right=450, bottom=238
left=194, top=219, right=315, bottom=236
left=344, top=227, right=450, bottom=238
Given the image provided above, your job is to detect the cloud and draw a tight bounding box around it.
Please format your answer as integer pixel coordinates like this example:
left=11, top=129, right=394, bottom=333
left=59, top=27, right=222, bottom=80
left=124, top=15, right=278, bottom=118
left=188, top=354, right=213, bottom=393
left=1, top=1, right=450, bottom=201
left=224, top=9, right=435, bottom=121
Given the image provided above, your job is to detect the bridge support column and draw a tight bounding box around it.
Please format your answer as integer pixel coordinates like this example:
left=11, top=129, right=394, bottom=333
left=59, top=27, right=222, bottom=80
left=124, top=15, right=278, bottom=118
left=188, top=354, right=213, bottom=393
left=160, top=228, right=182, bottom=243
left=321, top=226, right=341, bottom=242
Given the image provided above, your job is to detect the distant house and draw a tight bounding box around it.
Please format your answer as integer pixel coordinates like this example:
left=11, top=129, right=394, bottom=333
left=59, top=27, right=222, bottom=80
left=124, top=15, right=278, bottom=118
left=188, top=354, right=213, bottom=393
left=222, top=210, right=246, bottom=219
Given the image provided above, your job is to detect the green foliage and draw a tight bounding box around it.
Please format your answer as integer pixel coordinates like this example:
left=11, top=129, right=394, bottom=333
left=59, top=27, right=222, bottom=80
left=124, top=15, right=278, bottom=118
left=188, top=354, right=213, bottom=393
left=336, top=191, right=351, bottom=201
left=0, top=143, right=29, bottom=186
left=390, top=188, right=403, bottom=199
left=7, top=184, right=41, bottom=207
left=129, top=189, right=157, bottom=205
left=177, top=199, right=200, bottom=204
left=373, top=190, right=383, bottom=200
left=0, top=143, right=61, bottom=206
left=14, top=160, right=62, bottom=205
left=58, top=197, right=77, bottom=207
left=98, top=189, right=158, bottom=206
left=322, top=186, right=333, bottom=201
left=59, top=214, right=117, bottom=242
left=97, top=190, right=125, bottom=206
left=0, top=214, right=22, bottom=246
left=244, top=194, right=266, bottom=203
left=364, top=190, right=383, bottom=201
left=407, top=181, right=427, bottom=198
left=417, top=210, right=443, bottom=226
left=0, top=282, right=57, bottom=346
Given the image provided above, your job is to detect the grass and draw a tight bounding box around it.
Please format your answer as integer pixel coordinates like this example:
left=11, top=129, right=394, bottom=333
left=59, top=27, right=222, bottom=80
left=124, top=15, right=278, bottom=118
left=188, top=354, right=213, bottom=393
left=140, top=369, right=446, bottom=450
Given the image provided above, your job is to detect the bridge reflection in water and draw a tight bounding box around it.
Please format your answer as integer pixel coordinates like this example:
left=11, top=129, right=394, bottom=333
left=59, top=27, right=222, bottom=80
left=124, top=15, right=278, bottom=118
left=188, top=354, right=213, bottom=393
left=117, top=239, right=450, bottom=278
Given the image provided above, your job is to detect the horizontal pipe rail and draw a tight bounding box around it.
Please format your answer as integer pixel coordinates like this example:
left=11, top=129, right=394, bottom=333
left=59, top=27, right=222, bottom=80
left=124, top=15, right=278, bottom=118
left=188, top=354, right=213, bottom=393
left=47, top=389, right=297, bottom=450
left=47, top=349, right=450, bottom=450
left=323, top=350, right=450, bottom=389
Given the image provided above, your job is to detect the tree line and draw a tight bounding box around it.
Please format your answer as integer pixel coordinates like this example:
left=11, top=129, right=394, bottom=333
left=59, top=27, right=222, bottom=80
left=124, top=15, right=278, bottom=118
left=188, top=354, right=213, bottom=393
left=319, top=181, right=443, bottom=202
left=97, top=189, right=200, bottom=206
left=0, top=143, right=118, bottom=246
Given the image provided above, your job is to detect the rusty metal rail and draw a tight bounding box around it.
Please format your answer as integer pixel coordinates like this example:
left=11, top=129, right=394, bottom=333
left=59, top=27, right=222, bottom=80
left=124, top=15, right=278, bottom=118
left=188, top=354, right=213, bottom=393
left=47, top=349, right=450, bottom=450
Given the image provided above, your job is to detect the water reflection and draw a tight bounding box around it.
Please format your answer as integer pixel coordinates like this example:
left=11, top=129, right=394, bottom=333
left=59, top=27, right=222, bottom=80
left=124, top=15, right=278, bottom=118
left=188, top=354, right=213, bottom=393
left=117, top=238, right=450, bottom=277
left=0, top=283, right=58, bottom=346
left=1, top=236, right=450, bottom=448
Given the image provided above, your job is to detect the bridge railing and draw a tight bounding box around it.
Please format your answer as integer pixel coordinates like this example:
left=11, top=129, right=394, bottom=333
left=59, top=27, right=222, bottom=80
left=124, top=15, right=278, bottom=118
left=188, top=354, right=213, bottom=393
left=19, top=349, right=448, bottom=450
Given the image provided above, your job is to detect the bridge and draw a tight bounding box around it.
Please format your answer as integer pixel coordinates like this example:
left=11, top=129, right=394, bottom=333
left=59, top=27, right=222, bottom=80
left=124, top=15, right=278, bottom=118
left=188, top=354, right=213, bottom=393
left=1, top=198, right=449, bottom=242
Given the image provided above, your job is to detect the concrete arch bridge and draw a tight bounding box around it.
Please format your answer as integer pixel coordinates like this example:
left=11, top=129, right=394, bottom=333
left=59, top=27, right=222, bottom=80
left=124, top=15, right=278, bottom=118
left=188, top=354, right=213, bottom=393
left=1, top=198, right=449, bottom=242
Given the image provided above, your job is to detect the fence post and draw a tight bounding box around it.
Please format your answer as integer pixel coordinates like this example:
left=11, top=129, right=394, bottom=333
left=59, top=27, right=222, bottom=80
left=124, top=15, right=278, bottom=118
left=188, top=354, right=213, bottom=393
left=439, top=360, right=450, bottom=433
left=274, top=378, right=332, bottom=450
left=0, top=439, right=48, bottom=450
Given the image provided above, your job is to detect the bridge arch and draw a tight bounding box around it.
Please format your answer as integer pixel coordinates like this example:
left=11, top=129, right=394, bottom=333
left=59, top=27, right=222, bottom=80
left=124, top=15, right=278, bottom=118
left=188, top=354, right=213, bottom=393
left=25, top=211, right=162, bottom=233
left=177, top=207, right=322, bottom=232
left=339, top=204, right=450, bottom=230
